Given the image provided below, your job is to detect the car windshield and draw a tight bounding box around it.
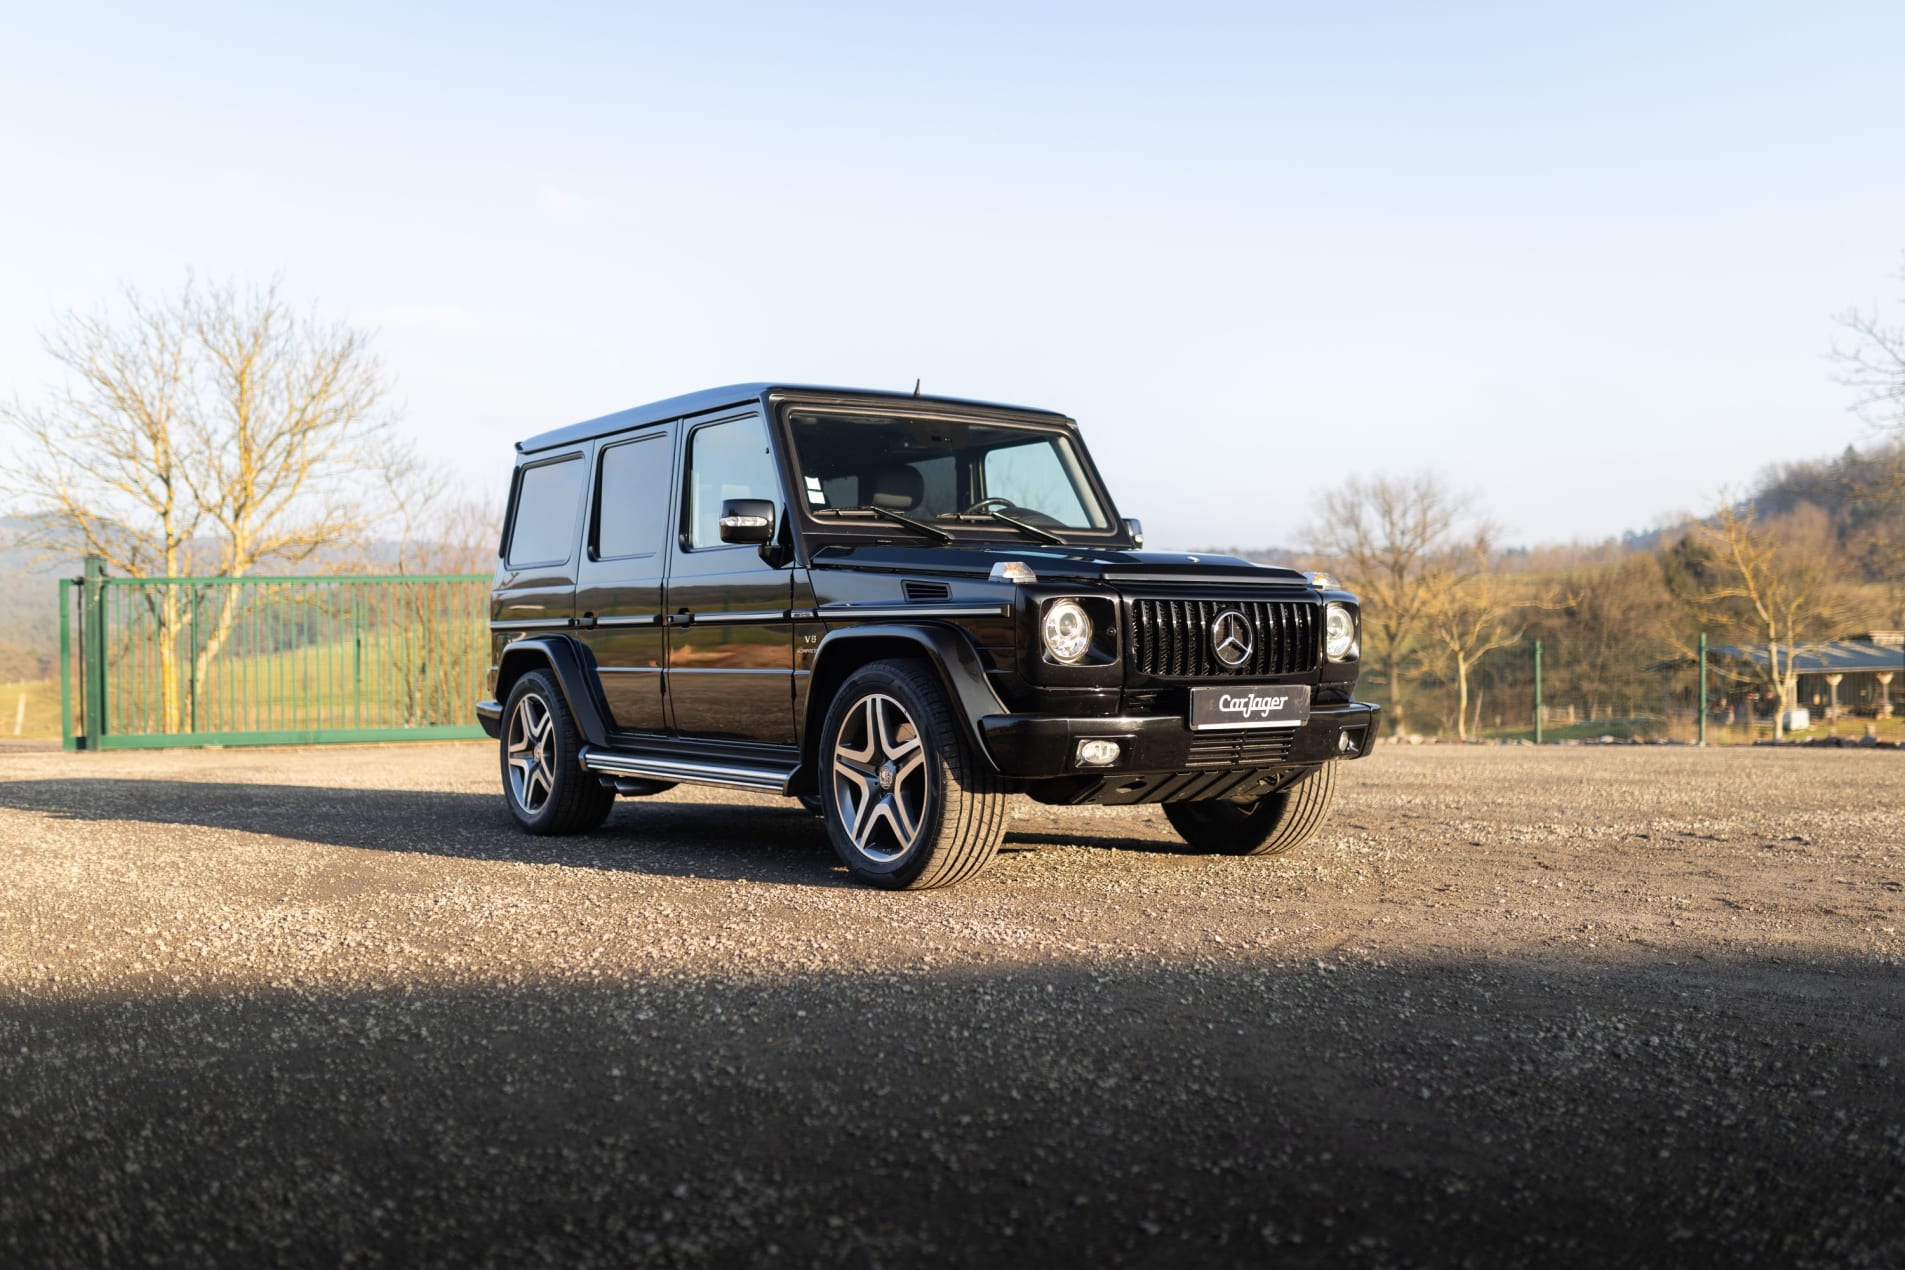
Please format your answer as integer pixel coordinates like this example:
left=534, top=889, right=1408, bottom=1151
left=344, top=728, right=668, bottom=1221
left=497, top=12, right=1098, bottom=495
left=786, top=411, right=1111, bottom=534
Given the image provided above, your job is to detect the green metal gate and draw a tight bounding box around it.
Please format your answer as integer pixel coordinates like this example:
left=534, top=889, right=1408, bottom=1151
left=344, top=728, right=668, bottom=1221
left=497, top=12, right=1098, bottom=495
left=60, top=558, right=491, bottom=750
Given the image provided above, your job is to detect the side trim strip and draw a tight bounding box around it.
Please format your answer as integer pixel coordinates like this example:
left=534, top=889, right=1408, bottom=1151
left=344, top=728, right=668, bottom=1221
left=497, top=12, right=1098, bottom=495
left=579, top=746, right=794, bottom=794
left=490, top=618, right=573, bottom=630
left=593, top=614, right=660, bottom=627
left=816, top=604, right=1011, bottom=620
left=690, top=610, right=794, bottom=624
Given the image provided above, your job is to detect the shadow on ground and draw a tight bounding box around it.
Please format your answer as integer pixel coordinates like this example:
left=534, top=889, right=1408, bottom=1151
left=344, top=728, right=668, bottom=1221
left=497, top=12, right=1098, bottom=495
left=3, top=953, right=1901, bottom=1268
left=0, top=778, right=830, bottom=885
left=0, top=779, right=1179, bottom=886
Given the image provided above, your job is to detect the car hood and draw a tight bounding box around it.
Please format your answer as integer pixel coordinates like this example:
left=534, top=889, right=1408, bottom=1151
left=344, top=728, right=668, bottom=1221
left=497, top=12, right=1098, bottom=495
left=807, top=542, right=1315, bottom=588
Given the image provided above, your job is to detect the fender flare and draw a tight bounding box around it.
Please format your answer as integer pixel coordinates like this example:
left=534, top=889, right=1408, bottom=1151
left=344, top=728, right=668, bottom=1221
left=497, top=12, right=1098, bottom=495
left=801, top=623, right=1009, bottom=782
left=493, top=635, right=612, bottom=748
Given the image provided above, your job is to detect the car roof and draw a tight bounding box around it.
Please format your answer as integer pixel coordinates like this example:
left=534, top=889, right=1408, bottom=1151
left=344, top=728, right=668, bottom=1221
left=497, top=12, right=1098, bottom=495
left=515, top=383, right=1071, bottom=453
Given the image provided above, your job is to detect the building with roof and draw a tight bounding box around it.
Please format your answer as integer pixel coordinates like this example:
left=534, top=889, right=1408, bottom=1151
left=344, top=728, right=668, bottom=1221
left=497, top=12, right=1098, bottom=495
left=1707, top=633, right=1904, bottom=720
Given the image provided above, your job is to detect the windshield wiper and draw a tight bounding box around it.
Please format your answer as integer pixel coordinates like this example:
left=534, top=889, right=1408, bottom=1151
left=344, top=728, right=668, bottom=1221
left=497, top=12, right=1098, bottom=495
left=943, top=509, right=1065, bottom=545
left=812, top=505, right=954, bottom=543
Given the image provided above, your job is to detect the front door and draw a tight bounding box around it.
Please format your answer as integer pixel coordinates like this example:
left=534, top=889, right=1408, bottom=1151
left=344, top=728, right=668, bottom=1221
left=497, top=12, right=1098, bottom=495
left=664, top=409, right=795, bottom=745
left=575, top=424, right=676, bottom=735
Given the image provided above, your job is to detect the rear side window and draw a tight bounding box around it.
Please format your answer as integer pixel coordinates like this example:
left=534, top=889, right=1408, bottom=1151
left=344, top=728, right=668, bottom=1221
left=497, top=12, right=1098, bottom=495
left=506, top=456, right=584, bottom=567
left=594, top=434, right=671, bottom=560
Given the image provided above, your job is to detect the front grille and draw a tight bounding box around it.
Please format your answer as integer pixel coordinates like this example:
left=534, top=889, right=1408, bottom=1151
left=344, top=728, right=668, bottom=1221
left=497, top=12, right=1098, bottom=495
left=1186, top=728, right=1297, bottom=769
left=1124, top=598, right=1319, bottom=679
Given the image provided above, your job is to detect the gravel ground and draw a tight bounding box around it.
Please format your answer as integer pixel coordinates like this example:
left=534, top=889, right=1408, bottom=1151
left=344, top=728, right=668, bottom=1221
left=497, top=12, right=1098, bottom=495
left=1, top=742, right=1901, bottom=1268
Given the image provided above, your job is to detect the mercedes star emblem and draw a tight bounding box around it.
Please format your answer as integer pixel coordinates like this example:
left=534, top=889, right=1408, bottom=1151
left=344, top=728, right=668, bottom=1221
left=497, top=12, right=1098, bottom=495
left=1210, top=610, right=1253, bottom=668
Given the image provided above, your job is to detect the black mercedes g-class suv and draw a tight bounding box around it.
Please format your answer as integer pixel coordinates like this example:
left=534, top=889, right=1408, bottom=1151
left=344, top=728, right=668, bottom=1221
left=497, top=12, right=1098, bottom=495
left=477, top=384, right=1377, bottom=888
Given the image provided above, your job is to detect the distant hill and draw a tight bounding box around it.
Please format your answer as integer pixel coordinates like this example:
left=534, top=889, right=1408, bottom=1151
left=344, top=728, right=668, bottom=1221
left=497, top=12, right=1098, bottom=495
left=0, top=516, right=491, bottom=671
left=0, top=518, right=77, bottom=673
left=0, top=515, right=84, bottom=576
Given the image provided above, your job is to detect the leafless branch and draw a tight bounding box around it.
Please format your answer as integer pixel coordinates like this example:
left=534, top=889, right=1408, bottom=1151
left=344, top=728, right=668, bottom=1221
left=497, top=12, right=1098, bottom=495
left=0, top=277, right=398, bottom=731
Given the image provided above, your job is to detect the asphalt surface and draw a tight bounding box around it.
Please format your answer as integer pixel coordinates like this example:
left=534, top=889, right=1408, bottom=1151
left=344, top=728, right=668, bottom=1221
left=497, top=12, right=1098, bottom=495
left=1, top=742, right=1901, bottom=1268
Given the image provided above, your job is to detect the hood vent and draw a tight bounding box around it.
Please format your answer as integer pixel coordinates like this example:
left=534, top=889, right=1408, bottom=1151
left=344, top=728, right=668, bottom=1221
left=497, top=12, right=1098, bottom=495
left=902, top=579, right=952, bottom=602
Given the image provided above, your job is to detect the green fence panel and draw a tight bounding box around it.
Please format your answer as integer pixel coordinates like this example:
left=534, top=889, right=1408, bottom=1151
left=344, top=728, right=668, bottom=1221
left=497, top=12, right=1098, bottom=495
left=61, top=572, right=491, bottom=750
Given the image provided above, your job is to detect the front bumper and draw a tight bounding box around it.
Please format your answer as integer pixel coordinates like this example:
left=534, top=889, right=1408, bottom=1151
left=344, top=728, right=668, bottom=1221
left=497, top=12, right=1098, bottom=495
left=978, top=701, right=1381, bottom=779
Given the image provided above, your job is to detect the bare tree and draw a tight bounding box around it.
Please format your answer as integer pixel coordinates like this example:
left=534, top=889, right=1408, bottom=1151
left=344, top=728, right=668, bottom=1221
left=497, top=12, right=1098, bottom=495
left=1423, top=536, right=1523, bottom=740
left=1, top=278, right=396, bottom=732
left=1536, top=553, right=1681, bottom=720
left=372, top=452, right=503, bottom=726
left=377, top=450, right=502, bottom=577
left=0, top=293, right=202, bottom=728
left=1831, top=261, right=1905, bottom=605
left=1307, top=473, right=1470, bottom=736
left=1834, top=256, right=1905, bottom=433
left=1681, top=500, right=1846, bottom=740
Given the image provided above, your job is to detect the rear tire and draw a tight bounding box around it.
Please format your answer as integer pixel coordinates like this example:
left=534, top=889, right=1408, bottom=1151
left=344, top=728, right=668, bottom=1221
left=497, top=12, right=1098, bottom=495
left=819, top=659, right=1008, bottom=889
left=1163, top=763, right=1338, bottom=857
left=501, top=670, right=616, bottom=835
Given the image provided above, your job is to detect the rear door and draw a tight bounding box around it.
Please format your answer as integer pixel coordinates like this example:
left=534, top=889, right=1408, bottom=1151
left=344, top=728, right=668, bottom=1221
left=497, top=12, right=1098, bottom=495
left=575, top=424, right=677, bottom=735
left=662, top=408, right=796, bottom=745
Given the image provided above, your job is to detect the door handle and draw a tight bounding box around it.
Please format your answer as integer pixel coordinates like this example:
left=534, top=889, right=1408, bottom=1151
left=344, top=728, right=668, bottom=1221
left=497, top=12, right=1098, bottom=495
left=666, top=610, right=693, bottom=627
left=572, top=612, right=597, bottom=629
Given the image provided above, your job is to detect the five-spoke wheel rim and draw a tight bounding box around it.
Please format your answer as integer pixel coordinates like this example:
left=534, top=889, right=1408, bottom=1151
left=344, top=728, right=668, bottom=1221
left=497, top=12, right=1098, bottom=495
left=831, top=692, right=929, bottom=862
left=506, top=692, right=557, bottom=814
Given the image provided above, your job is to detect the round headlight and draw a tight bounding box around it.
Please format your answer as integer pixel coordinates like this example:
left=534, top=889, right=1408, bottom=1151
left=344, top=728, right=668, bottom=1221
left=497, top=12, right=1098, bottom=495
left=1042, top=599, right=1093, bottom=664
left=1325, top=603, right=1358, bottom=661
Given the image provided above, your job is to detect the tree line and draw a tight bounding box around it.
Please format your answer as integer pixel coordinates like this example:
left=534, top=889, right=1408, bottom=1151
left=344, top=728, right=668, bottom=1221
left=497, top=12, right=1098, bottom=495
left=1297, top=259, right=1905, bottom=740
left=1298, top=441, right=1904, bottom=740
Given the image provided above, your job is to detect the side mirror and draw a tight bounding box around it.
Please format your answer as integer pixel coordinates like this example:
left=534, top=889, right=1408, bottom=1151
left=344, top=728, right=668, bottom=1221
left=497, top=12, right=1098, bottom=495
left=1123, top=518, right=1145, bottom=548
left=718, top=498, right=776, bottom=544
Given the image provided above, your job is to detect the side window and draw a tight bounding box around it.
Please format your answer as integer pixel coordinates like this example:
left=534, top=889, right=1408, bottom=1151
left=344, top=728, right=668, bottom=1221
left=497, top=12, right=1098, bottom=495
left=593, top=433, right=670, bottom=560
left=506, top=456, right=584, bottom=567
left=684, top=415, right=780, bottom=549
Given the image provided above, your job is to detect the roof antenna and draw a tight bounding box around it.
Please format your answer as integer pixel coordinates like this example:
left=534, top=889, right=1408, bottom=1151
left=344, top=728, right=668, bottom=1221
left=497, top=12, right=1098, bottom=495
left=912, top=378, right=921, bottom=397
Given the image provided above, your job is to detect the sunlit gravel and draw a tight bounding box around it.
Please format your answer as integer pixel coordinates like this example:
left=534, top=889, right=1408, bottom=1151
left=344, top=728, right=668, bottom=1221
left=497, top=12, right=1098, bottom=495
left=2, top=743, right=1901, bottom=1267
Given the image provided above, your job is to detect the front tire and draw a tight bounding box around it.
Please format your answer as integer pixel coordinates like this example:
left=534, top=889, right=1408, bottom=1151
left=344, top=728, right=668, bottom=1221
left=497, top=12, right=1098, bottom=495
left=1163, top=763, right=1339, bottom=856
left=819, top=659, right=1008, bottom=889
left=501, top=670, right=616, bottom=835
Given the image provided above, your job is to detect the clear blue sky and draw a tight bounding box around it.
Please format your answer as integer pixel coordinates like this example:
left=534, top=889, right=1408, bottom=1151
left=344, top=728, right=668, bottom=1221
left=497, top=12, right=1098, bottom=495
left=3, top=1, right=1901, bottom=551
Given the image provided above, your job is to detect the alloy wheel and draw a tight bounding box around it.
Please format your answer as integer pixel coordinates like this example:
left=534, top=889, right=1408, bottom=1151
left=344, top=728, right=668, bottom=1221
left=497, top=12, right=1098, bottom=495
left=831, top=692, right=929, bottom=861
left=506, top=692, right=556, bottom=814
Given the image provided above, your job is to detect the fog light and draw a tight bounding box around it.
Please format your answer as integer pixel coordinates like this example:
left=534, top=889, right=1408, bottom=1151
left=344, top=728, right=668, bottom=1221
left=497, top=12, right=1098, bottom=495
left=1075, top=738, right=1122, bottom=768
left=1339, top=729, right=1363, bottom=755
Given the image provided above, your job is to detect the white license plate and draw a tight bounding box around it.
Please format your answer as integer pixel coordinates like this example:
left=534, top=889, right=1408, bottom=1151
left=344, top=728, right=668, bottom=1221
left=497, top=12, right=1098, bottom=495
left=1188, top=684, right=1311, bottom=730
